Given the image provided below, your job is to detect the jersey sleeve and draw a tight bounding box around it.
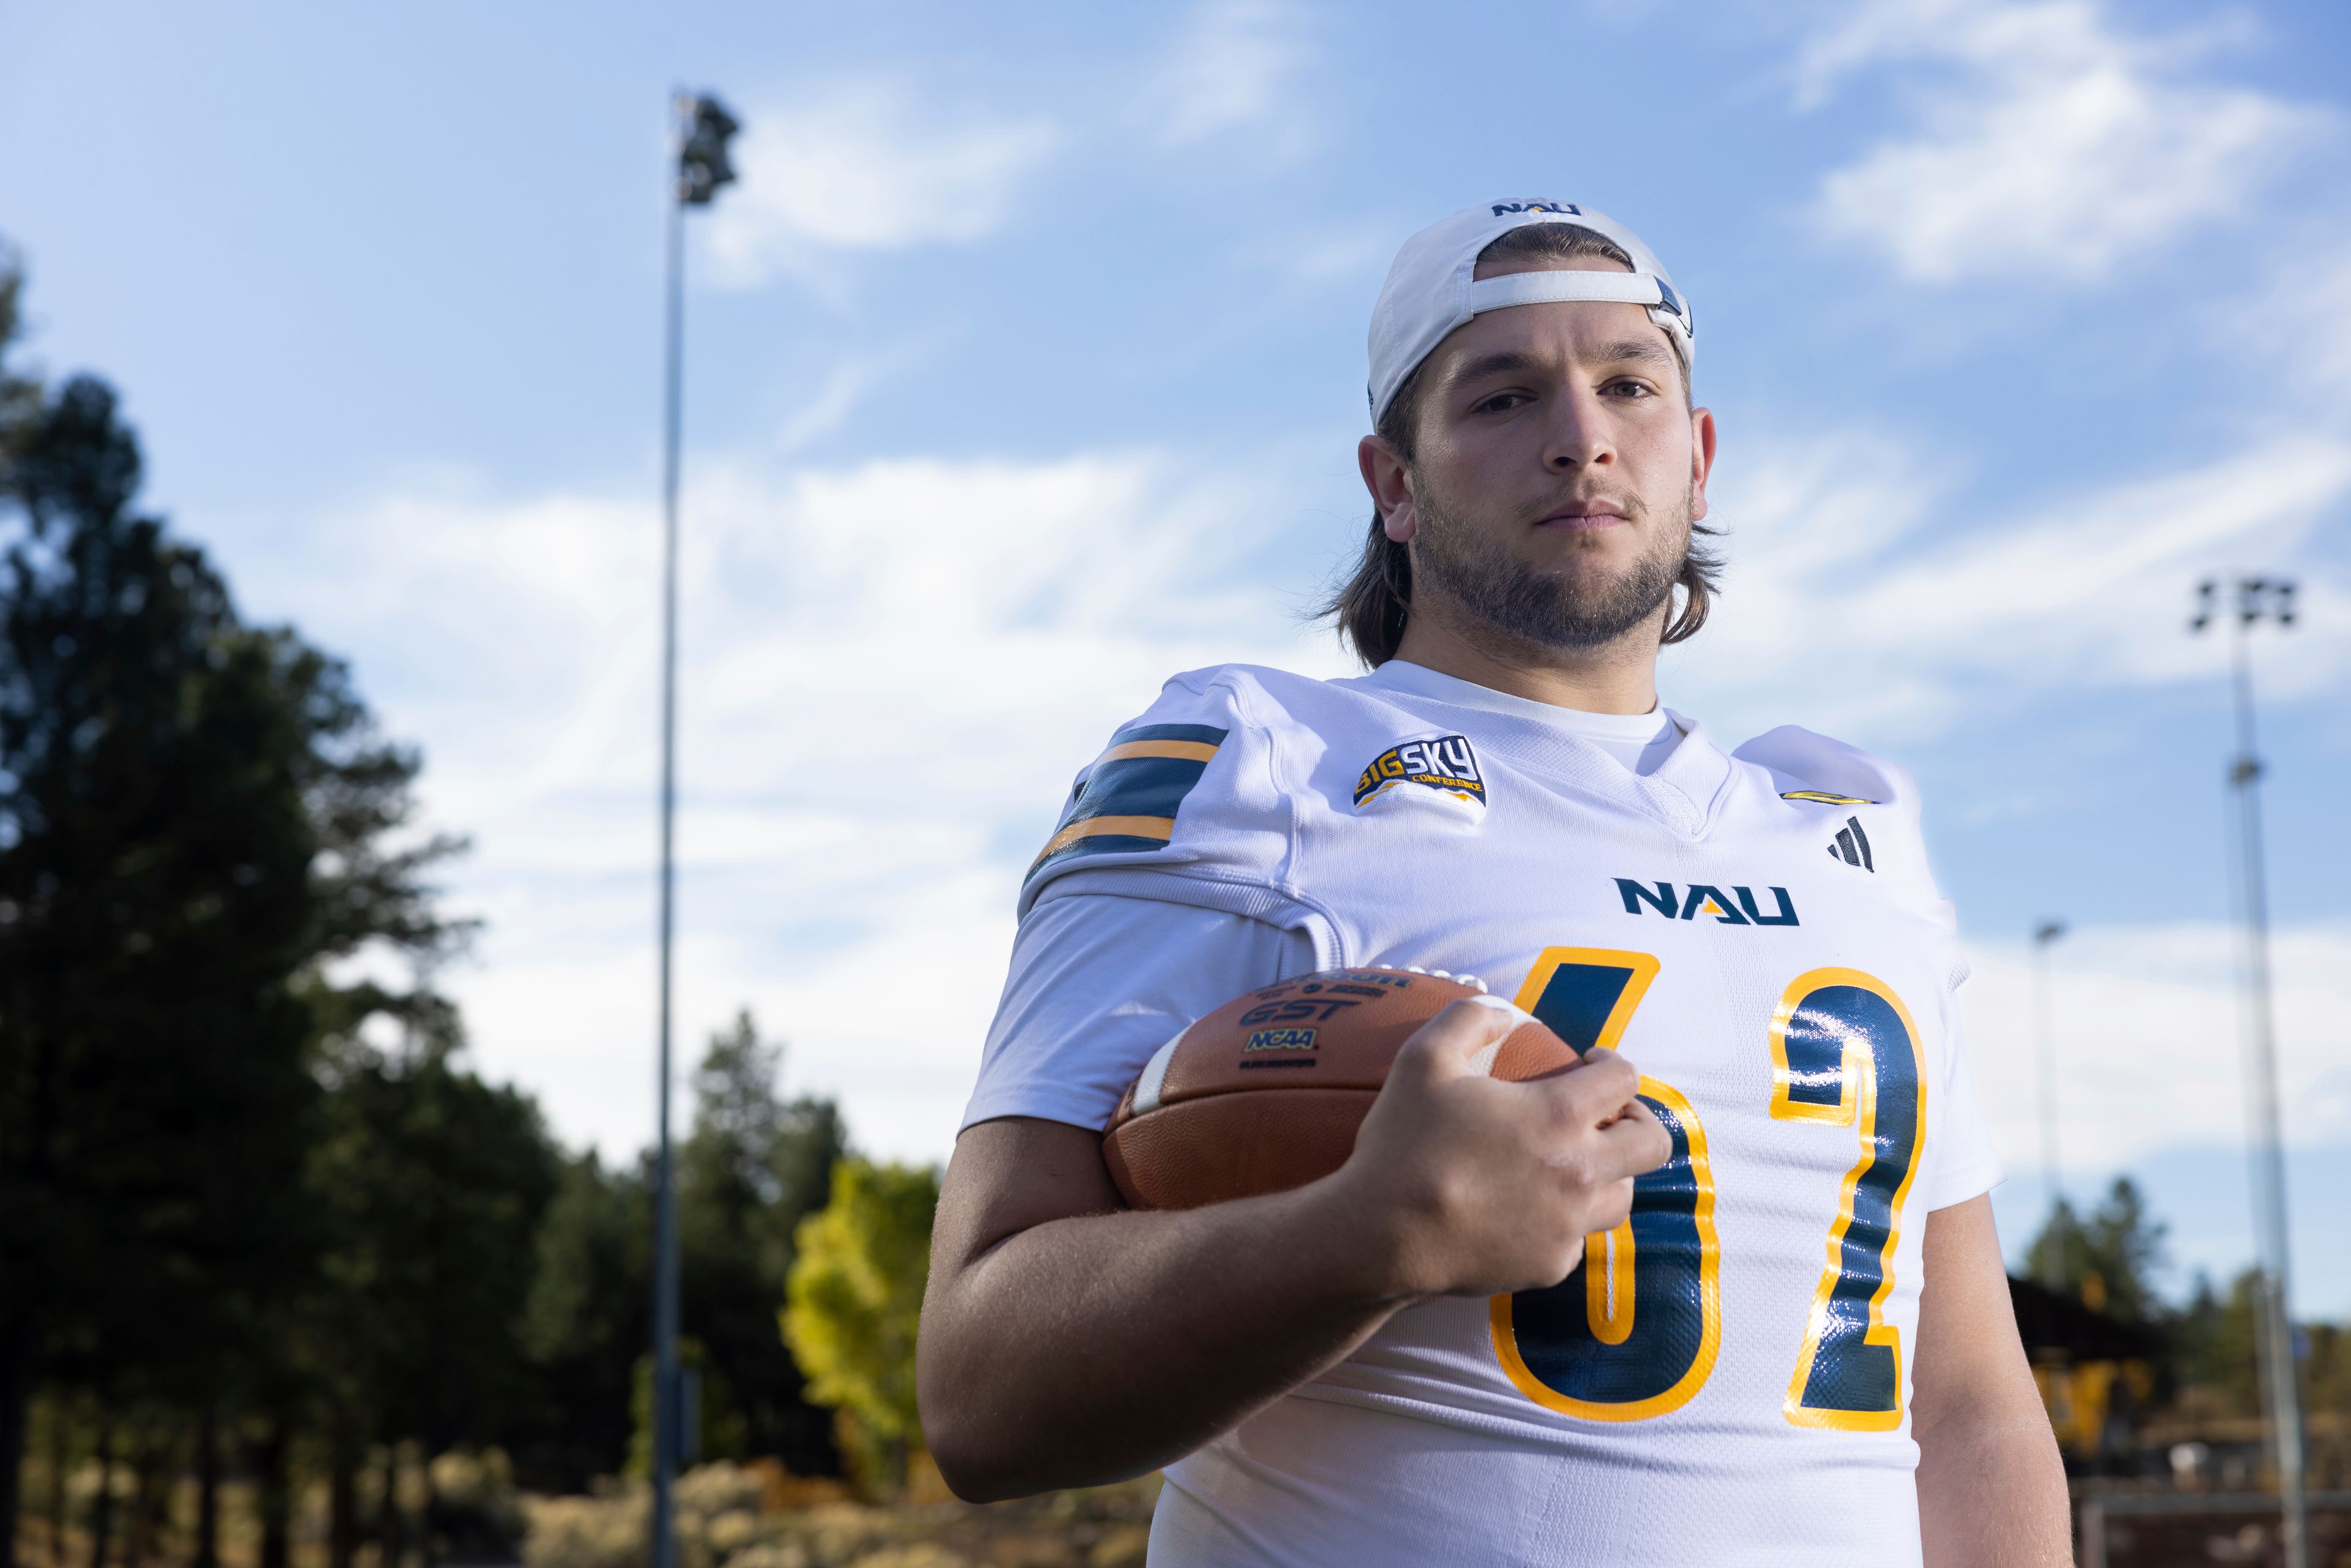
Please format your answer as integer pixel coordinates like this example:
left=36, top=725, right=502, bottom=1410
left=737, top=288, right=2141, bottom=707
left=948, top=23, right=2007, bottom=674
left=961, top=892, right=1321, bottom=1135
left=1918, top=997, right=2003, bottom=1210
left=1017, top=666, right=1332, bottom=937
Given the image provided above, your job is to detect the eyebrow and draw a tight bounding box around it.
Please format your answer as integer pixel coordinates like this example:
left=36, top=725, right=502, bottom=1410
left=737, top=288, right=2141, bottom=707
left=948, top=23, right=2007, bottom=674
left=1449, top=349, right=1543, bottom=383
left=1595, top=339, right=1675, bottom=369
left=1446, top=339, right=1676, bottom=386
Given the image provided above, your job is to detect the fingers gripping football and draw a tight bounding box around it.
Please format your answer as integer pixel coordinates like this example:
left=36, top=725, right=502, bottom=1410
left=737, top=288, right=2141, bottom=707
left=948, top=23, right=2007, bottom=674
left=1097, top=967, right=1671, bottom=1297
left=1347, top=998, right=1673, bottom=1300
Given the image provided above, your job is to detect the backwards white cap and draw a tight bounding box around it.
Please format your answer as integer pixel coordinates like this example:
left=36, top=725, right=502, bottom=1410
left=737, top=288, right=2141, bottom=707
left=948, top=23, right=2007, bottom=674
left=1367, top=199, right=1694, bottom=424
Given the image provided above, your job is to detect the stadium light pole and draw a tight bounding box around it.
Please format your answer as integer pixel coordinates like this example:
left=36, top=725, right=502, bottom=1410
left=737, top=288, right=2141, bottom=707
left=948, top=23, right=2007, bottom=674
left=2189, top=574, right=2305, bottom=1568
left=2030, top=918, right=2066, bottom=1291
left=652, top=88, right=738, bottom=1568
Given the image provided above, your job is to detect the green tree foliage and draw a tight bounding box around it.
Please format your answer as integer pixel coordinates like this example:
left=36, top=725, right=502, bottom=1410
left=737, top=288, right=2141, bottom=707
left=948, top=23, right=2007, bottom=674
left=307, top=1026, right=561, bottom=1461
left=624, top=1337, right=746, bottom=1479
left=2171, top=1268, right=2262, bottom=1416
left=783, top=1160, right=939, bottom=1494
left=2028, top=1182, right=2278, bottom=1426
left=0, top=247, right=869, bottom=1542
left=0, top=259, right=35, bottom=459
left=2310, top=1322, right=2351, bottom=1420
left=516, top=1152, right=650, bottom=1487
left=0, top=374, right=320, bottom=1525
left=681, top=1013, right=845, bottom=1473
left=2025, top=1178, right=2169, bottom=1326
left=516, top=1012, right=844, bottom=1488
left=0, top=251, right=467, bottom=1566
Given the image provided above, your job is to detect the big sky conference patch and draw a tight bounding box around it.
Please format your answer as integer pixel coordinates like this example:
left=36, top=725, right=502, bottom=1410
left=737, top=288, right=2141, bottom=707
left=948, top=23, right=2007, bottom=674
left=1354, top=734, right=1485, bottom=810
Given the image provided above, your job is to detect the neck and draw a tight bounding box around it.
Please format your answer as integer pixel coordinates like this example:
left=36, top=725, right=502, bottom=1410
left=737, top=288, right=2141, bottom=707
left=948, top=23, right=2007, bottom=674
left=1387, top=600, right=1662, bottom=715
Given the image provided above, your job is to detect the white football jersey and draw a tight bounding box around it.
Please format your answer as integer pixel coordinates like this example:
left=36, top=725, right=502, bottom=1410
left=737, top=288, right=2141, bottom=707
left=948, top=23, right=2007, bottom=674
left=977, top=658, right=2000, bottom=1567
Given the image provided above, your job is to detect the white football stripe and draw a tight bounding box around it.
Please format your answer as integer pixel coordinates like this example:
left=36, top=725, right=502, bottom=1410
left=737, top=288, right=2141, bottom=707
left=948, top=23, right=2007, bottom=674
left=1130, top=1024, right=1188, bottom=1115
left=1462, top=994, right=1535, bottom=1077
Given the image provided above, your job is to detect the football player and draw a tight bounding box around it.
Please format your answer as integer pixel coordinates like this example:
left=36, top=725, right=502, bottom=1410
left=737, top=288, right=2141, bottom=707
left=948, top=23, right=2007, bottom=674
left=918, top=200, right=2069, bottom=1566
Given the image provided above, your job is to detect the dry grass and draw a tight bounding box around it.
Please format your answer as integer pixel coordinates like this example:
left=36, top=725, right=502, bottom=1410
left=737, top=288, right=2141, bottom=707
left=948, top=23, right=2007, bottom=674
left=519, top=1463, right=1158, bottom=1568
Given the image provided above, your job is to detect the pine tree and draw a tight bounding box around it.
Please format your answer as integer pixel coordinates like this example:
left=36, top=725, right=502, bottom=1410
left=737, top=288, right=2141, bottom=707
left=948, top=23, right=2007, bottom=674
left=680, top=1013, right=845, bottom=1472
left=0, top=252, right=469, bottom=1566
left=303, top=1025, right=558, bottom=1563
left=2024, top=1177, right=2169, bottom=1324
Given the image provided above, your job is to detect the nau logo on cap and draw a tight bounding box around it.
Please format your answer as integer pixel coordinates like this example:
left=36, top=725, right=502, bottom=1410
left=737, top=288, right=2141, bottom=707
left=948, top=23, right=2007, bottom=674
left=1354, top=735, right=1485, bottom=809
left=1491, top=200, right=1582, bottom=218
left=1615, top=877, right=1800, bottom=927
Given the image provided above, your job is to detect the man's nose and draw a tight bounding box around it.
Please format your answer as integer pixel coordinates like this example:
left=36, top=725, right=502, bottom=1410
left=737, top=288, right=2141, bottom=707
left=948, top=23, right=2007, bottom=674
left=1542, top=385, right=1615, bottom=471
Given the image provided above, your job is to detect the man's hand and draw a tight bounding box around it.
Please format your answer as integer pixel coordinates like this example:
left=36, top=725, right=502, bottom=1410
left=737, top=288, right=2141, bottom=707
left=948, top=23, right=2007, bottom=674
left=1338, top=997, right=1670, bottom=1299
left=919, top=997, right=1673, bottom=1499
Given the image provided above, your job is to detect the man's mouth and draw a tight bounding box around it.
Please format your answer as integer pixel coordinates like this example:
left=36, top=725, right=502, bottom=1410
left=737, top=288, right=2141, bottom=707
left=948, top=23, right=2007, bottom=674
left=1532, top=500, right=1632, bottom=533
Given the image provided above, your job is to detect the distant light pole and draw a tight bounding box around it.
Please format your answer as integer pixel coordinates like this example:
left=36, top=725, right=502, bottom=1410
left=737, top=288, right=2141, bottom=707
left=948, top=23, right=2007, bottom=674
left=653, top=88, right=737, bottom=1568
left=2189, top=574, right=2304, bottom=1568
left=2031, top=918, right=2066, bottom=1291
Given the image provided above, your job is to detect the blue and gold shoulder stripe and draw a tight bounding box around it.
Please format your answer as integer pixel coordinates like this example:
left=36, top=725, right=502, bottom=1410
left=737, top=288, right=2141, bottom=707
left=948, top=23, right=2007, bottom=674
left=1027, top=722, right=1228, bottom=880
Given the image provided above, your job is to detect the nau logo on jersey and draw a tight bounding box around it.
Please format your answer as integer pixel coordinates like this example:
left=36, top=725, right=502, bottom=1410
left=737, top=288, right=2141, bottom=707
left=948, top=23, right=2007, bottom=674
left=1615, top=877, right=1801, bottom=926
left=1354, top=735, right=1485, bottom=809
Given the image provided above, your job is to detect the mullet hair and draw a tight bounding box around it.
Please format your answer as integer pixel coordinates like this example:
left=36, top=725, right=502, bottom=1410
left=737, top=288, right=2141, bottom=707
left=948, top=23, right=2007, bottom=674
left=1321, top=222, right=1721, bottom=668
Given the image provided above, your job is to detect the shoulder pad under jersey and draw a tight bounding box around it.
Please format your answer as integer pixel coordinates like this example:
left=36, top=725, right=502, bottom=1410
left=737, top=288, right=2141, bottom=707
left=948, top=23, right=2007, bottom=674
left=1733, top=725, right=1956, bottom=936
left=1017, top=666, right=1301, bottom=919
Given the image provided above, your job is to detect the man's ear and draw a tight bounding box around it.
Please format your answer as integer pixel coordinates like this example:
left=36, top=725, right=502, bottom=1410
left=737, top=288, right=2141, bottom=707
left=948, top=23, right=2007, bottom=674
left=1687, top=406, right=1717, bottom=522
left=1358, top=435, right=1418, bottom=542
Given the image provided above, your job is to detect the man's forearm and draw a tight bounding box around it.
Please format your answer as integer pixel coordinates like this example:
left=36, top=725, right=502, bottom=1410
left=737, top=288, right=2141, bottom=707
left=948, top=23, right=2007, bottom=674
left=921, top=1029, right=1658, bottom=1502
left=1916, top=1400, right=2071, bottom=1566
left=1911, top=1198, right=2073, bottom=1566
left=920, top=1165, right=1403, bottom=1500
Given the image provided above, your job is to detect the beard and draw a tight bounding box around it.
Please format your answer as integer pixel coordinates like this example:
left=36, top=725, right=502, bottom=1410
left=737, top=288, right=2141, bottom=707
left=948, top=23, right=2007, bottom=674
left=1411, top=475, right=1692, bottom=653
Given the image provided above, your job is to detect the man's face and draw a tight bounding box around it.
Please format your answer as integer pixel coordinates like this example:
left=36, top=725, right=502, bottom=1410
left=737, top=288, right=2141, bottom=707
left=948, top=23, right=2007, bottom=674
left=1360, top=255, right=1716, bottom=654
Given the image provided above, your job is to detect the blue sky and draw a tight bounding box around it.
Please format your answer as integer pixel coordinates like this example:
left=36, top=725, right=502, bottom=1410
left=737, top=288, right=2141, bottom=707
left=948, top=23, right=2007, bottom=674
left=4, top=0, right=2349, bottom=1309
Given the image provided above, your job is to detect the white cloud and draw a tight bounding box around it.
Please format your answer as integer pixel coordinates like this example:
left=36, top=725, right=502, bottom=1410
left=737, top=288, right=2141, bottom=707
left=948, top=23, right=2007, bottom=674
left=2306, top=246, right=2351, bottom=394
left=1801, top=0, right=2324, bottom=283
left=1239, top=218, right=1392, bottom=289
left=276, top=446, right=1344, bottom=1165
left=773, top=337, right=939, bottom=456
left=2218, top=234, right=2351, bottom=406
left=1679, top=426, right=2351, bottom=741
left=1965, top=919, right=2351, bottom=1312
left=1960, top=919, right=2351, bottom=1176
left=281, top=419, right=2351, bottom=1166
left=1141, top=0, right=1319, bottom=156
left=702, top=83, right=1059, bottom=285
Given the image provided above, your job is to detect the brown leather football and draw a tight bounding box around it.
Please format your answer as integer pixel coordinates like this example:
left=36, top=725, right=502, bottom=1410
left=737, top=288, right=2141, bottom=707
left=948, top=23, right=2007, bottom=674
left=1103, top=967, right=1577, bottom=1210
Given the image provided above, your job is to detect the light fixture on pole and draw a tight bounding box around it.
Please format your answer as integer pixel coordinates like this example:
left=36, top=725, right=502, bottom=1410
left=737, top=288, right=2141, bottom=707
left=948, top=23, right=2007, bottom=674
left=2030, top=918, right=2066, bottom=1292
left=2189, top=574, right=2304, bottom=1568
left=652, top=88, right=737, bottom=1568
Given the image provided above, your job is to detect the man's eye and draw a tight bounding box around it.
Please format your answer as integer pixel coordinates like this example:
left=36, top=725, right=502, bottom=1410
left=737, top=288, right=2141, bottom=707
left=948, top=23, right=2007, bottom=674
left=1475, top=392, right=1531, bottom=414
left=1603, top=379, right=1655, bottom=399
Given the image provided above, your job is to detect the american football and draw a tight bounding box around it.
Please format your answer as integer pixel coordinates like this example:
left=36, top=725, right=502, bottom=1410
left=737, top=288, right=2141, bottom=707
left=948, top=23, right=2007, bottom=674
left=1103, top=967, right=1578, bottom=1210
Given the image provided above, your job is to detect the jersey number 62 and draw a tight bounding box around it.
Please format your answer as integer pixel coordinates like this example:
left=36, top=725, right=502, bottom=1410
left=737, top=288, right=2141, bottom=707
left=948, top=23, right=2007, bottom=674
left=1488, top=948, right=1928, bottom=1431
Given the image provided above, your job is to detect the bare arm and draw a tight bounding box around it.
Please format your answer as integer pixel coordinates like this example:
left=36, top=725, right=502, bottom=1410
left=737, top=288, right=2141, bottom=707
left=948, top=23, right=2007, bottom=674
left=918, top=1116, right=1404, bottom=1501
left=917, top=1000, right=1668, bottom=1501
left=1913, top=1195, right=2072, bottom=1567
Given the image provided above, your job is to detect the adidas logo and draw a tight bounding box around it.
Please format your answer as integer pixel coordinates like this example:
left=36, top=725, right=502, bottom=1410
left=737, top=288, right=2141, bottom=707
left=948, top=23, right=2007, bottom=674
left=1827, top=816, right=1873, bottom=872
